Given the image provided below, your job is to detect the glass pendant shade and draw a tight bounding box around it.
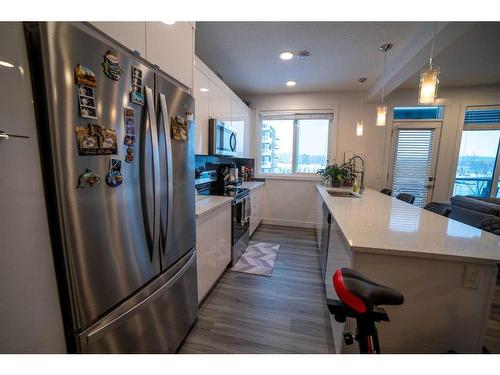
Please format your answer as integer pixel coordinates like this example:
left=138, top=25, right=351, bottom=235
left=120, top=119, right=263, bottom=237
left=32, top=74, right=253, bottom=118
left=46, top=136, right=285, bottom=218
left=376, top=105, right=387, bottom=126
left=418, top=66, right=440, bottom=104
left=356, top=121, right=364, bottom=136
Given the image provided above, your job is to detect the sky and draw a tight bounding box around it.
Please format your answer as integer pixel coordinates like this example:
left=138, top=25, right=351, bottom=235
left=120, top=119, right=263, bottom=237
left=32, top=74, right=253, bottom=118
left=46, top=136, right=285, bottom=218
left=459, top=130, right=500, bottom=158
left=263, top=119, right=329, bottom=156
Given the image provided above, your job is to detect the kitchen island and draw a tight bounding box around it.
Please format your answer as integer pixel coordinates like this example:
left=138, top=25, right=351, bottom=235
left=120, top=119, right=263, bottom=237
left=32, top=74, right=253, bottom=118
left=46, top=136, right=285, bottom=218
left=315, top=184, right=500, bottom=353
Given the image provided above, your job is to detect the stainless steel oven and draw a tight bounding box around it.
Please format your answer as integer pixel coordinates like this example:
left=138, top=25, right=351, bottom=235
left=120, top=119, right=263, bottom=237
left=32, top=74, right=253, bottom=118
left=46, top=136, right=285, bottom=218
left=209, top=118, right=237, bottom=156
left=231, top=192, right=251, bottom=266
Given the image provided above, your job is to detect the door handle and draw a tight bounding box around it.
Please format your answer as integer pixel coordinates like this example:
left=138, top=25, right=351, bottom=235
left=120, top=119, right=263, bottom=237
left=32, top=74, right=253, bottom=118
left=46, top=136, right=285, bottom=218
left=141, top=86, right=161, bottom=260
left=0, top=130, right=29, bottom=140
left=159, top=93, right=173, bottom=255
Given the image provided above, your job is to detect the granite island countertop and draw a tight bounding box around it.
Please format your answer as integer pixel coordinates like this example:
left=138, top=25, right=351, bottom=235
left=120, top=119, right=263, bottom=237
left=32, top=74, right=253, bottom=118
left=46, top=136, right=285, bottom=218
left=316, top=184, right=500, bottom=264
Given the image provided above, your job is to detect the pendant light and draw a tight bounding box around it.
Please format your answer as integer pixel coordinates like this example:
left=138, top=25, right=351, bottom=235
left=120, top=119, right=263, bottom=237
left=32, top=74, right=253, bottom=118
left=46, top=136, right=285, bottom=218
left=377, top=43, right=392, bottom=126
left=356, top=81, right=365, bottom=136
left=418, top=23, right=440, bottom=104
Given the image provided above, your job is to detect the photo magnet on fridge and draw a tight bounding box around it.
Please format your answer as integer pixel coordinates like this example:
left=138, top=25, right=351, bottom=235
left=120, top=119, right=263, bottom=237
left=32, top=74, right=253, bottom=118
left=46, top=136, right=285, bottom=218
left=78, top=85, right=97, bottom=119
left=74, top=64, right=97, bottom=87
left=75, top=124, right=117, bottom=156
left=171, top=115, right=188, bottom=141
left=130, top=86, right=144, bottom=106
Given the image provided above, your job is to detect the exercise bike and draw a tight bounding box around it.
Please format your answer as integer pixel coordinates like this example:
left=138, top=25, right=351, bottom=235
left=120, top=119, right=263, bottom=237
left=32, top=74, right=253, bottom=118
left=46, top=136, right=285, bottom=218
left=327, top=268, right=404, bottom=354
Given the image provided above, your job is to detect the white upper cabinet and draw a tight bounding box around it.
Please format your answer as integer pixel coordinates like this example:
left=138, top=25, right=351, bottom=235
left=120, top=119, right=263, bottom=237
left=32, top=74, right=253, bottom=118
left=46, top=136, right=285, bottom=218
left=91, top=22, right=195, bottom=89
left=193, top=67, right=210, bottom=155
left=208, top=80, right=223, bottom=120
left=90, top=22, right=146, bottom=56
left=194, top=56, right=253, bottom=158
left=145, top=22, right=194, bottom=89
left=231, top=99, right=245, bottom=157
left=243, top=107, right=253, bottom=158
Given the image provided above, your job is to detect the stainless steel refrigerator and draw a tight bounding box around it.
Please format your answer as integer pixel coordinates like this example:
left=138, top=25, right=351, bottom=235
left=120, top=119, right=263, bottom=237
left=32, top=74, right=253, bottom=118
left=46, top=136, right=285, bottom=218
left=23, top=22, right=198, bottom=353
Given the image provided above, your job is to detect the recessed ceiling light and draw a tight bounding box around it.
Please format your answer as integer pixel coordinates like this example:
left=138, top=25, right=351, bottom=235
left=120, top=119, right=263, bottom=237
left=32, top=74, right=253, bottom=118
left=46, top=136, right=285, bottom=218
left=0, top=60, right=14, bottom=68
left=200, top=87, right=209, bottom=92
left=162, top=21, right=176, bottom=25
left=286, top=80, right=296, bottom=87
left=280, top=51, right=294, bottom=60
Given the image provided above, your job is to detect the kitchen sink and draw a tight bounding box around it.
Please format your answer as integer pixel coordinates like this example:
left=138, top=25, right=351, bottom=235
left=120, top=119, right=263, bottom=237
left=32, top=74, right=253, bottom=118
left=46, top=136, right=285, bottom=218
left=326, top=189, right=359, bottom=198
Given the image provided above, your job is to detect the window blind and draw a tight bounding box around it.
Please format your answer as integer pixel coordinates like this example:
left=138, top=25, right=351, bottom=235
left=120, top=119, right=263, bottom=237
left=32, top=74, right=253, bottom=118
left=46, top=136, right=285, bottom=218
left=464, top=106, right=500, bottom=127
left=259, top=112, right=333, bottom=121
left=392, top=129, right=435, bottom=207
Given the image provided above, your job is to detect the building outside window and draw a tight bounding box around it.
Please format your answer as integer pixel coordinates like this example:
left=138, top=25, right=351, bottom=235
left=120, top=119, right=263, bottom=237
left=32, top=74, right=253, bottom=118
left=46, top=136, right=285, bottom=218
left=258, top=112, right=331, bottom=175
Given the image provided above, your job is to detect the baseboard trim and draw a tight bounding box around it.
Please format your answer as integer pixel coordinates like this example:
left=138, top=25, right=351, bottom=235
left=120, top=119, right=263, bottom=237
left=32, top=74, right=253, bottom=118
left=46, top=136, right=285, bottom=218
left=262, top=218, right=315, bottom=229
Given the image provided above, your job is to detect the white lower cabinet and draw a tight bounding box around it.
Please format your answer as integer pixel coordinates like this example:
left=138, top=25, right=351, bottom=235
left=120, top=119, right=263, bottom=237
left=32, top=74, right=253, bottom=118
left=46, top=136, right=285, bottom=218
left=249, top=185, right=264, bottom=236
left=196, top=202, right=231, bottom=303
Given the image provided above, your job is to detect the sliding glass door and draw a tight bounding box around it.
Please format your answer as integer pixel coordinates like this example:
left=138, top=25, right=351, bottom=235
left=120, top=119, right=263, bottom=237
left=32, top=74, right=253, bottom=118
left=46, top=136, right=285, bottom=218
left=389, top=122, right=441, bottom=206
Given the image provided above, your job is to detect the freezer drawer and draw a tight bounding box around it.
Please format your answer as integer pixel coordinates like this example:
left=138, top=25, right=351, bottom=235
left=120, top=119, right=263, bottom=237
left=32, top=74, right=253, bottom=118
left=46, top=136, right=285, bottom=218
left=76, top=249, right=198, bottom=353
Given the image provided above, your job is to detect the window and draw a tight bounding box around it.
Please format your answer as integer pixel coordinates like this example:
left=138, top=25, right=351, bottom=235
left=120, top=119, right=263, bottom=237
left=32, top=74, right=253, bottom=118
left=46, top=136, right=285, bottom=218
left=393, top=106, right=444, bottom=120
left=453, top=106, right=500, bottom=198
left=258, top=113, right=331, bottom=175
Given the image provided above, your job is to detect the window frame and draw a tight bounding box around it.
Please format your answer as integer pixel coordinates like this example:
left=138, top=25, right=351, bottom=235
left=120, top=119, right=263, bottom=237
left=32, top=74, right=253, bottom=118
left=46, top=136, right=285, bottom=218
left=450, top=103, right=500, bottom=199
left=255, top=110, right=335, bottom=179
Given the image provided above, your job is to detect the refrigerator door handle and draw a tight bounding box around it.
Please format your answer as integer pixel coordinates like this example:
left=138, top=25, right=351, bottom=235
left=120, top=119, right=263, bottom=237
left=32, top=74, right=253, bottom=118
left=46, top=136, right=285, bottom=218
left=159, top=93, right=173, bottom=255
left=142, top=86, right=161, bottom=260
left=82, top=249, right=197, bottom=346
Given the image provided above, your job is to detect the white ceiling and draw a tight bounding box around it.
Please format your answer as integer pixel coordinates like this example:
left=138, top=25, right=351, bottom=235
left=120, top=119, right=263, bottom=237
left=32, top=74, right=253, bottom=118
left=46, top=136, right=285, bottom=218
left=195, top=22, right=425, bottom=96
left=399, top=22, right=500, bottom=89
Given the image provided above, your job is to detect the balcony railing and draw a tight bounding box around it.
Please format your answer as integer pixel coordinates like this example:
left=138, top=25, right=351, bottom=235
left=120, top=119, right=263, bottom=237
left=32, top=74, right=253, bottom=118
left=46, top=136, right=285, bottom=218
left=453, top=176, right=494, bottom=198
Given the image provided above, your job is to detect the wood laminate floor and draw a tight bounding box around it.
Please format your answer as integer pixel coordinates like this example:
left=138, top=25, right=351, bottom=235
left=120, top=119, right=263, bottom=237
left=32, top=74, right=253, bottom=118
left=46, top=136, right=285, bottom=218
left=180, top=224, right=335, bottom=354
left=179, top=224, right=500, bottom=354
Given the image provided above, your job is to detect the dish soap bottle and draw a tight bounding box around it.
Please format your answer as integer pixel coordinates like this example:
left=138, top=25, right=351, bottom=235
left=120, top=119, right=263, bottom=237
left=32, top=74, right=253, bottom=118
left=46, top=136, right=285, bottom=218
left=352, top=178, right=359, bottom=193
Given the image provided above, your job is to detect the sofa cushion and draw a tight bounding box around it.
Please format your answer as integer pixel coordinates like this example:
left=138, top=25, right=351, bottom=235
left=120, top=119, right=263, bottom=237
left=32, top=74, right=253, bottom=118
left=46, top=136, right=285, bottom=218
left=448, top=205, right=498, bottom=228
left=450, top=196, right=500, bottom=216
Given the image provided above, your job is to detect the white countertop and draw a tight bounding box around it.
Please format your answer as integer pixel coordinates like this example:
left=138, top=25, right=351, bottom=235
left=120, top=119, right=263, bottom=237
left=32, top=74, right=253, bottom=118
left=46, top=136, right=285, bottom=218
left=241, top=181, right=265, bottom=190
left=317, top=184, right=500, bottom=263
left=195, top=195, right=233, bottom=218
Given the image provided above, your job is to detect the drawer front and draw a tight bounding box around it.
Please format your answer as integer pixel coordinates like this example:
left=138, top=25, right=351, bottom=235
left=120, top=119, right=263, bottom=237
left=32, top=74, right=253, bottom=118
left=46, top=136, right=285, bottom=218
left=77, top=250, right=198, bottom=353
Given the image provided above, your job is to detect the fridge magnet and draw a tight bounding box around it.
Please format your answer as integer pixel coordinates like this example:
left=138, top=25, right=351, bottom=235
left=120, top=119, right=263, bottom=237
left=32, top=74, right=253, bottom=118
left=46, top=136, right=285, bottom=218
left=74, top=64, right=97, bottom=87
left=171, top=115, right=188, bottom=141
left=78, top=85, right=97, bottom=119
left=186, top=111, right=194, bottom=122
left=125, top=147, right=134, bottom=163
left=123, top=107, right=136, bottom=145
left=76, top=168, right=101, bottom=188
left=129, top=66, right=144, bottom=106
left=129, top=85, right=144, bottom=106
left=124, top=135, right=135, bottom=146
left=102, top=51, right=123, bottom=81
left=105, top=158, right=123, bottom=187
left=75, top=124, right=117, bottom=156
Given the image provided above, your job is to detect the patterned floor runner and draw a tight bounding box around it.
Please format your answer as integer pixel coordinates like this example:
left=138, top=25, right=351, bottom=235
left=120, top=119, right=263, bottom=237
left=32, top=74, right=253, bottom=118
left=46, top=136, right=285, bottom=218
left=231, top=242, right=280, bottom=277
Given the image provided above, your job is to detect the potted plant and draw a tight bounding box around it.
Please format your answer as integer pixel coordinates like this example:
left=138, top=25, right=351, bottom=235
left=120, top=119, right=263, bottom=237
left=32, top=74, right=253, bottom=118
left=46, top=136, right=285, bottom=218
left=317, top=161, right=355, bottom=188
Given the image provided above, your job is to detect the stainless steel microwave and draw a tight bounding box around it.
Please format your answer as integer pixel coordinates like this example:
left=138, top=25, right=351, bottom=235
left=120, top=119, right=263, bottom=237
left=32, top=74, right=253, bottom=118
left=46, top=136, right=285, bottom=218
left=209, top=118, right=237, bottom=156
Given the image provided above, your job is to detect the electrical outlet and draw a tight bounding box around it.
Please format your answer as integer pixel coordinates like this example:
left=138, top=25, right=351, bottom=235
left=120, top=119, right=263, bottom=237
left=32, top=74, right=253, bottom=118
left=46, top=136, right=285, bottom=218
left=463, top=265, right=482, bottom=289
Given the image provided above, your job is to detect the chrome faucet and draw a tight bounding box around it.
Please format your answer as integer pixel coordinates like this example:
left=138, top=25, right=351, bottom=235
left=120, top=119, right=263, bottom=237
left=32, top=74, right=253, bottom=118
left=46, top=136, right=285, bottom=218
left=348, top=156, right=365, bottom=194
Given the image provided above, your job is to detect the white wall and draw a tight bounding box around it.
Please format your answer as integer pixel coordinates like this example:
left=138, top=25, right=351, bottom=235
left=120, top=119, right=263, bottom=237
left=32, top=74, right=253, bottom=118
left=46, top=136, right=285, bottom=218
left=247, top=91, right=388, bottom=228
left=386, top=84, right=500, bottom=203
left=248, top=84, right=500, bottom=227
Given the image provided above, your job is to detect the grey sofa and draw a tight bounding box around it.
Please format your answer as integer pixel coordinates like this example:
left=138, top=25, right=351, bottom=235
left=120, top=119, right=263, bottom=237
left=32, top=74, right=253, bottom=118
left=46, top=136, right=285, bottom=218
left=449, top=196, right=500, bottom=234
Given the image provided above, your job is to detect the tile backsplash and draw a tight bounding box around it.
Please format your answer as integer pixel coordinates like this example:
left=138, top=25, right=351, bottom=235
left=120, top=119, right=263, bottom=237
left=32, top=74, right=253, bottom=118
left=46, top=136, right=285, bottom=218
left=195, top=154, right=255, bottom=178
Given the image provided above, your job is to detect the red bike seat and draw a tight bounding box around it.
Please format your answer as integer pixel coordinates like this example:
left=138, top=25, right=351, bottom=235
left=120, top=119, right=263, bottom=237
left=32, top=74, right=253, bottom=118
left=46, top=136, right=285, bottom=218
left=333, top=268, right=404, bottom=314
